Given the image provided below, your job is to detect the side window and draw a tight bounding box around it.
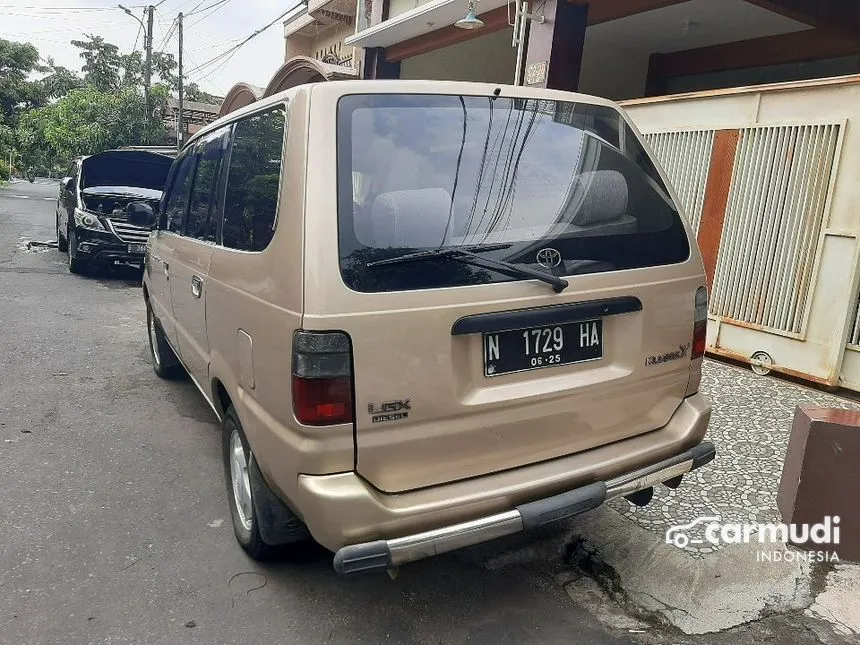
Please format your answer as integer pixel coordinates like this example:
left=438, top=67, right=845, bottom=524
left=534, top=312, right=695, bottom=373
left=186, top=127, right=231, bottom=241
left=161, top=153, right=196, bottom=233
left=67, top=163, right=78, bottom=192
left=222, top=105, right=286, bottom=251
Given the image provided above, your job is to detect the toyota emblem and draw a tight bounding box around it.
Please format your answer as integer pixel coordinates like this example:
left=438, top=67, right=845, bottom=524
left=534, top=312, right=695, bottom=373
left=536, top=248, right=562, bottom=269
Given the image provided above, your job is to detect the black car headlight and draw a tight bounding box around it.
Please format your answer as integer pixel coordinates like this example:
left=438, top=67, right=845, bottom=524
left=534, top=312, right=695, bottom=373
left=73, top=209, right=106, bottom=231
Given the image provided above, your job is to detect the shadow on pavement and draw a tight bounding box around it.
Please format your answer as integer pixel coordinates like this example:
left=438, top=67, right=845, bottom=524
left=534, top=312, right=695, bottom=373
left=92, top=264, right=144, bottom=289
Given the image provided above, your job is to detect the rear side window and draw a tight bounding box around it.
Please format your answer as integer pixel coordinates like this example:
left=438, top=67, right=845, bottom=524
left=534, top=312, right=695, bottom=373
left=222, top=105, right=286, bottom=251
left=336, top=94, right=690, bottom=293
left=186, top=126, right=231, bottom=242
left=161, top=153, right=196, bottom=233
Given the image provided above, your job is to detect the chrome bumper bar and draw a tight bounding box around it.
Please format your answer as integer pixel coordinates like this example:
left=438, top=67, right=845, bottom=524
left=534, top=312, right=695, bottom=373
left=333, top=441, right=715, bottom=574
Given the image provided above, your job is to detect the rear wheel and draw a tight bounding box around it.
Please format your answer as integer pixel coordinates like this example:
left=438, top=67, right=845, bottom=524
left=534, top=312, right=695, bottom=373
left=146, top=303, right=185, bottom=379
left=222, top=405, right=309, bottom=560
left=56, top=214, right=68, bottom=252
left=67, top=228, right=88, bottom=274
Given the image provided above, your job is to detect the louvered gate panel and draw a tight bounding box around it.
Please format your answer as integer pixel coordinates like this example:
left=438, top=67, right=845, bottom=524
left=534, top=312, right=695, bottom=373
left=644, top=130, right=714, bottom=233
left=710, top=124, right=840, bottom=334
left=849, top=295, right=860, bottom=347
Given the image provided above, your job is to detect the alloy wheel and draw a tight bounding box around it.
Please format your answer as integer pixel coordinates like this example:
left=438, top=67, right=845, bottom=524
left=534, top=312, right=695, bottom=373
left=229, top=430, right=253, bottom=532
left=148, top=312, right=161, bottom=367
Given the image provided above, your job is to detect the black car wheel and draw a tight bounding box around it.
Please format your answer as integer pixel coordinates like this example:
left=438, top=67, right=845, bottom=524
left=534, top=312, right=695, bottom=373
left=67, top=228, right=88, bottom=275
left=56, top=213, right=68, bottom=253
left=146, top=303, right=185, bottom=380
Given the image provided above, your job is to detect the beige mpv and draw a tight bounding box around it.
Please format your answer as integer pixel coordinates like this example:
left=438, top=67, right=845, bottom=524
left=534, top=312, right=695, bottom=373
left=131, top=80, right=714, bottom=574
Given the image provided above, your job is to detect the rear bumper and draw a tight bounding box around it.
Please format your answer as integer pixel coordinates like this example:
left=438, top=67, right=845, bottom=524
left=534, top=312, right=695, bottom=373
left=333, top=440, right=715, bottom=574
left=289, top=393, right=711, bottom=567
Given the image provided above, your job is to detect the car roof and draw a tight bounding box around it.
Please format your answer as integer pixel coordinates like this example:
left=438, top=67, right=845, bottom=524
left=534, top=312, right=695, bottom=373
left=184, top=79, right=623, bottom=151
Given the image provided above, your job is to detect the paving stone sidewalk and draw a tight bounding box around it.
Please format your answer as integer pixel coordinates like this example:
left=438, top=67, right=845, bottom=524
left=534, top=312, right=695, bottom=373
left=609, top=359, right=860, bottom=555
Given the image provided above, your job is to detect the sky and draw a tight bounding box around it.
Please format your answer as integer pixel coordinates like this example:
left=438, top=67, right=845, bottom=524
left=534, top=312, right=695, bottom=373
left=1, top=0, right=304, bottom=97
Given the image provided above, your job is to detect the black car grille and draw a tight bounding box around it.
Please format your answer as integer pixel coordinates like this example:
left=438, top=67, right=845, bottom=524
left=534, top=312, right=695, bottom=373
left=106, top=218, right=150, bottom=244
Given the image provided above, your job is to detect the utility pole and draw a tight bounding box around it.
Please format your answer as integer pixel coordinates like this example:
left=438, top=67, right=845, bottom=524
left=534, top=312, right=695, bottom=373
left=177, top=11, right=184, bottom=150
left=145, top=5, right=154, bottom=123
left=119, top=4, right=154, bottom=124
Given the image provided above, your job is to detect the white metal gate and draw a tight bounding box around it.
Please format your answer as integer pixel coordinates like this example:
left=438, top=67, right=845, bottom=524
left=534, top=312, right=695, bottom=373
left=644, top=130, right=715, bottom=233
left=709, top=124, right=840, bottom=335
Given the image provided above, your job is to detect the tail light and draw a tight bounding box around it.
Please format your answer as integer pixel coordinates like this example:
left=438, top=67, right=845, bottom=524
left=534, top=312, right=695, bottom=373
left=292, top=331, right=354, bottom=426
left=687, top=287, right=708, bottom=396
left=692, top=286, right=708, bottom=360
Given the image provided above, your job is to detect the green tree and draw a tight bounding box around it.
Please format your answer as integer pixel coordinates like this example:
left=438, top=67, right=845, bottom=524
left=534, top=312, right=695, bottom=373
left=15, top=107, right=55, bottom=173
left=120, top=51, right=143, bottom=88
left=0, top=123, right=13, bottom=150
left=185, top=82, right=221, bottom=105
left=16, top=85, right=168, bottom=166
left=40, top=57, right=84, bottom=99
left=0, top=39, right=44, bottom=124
left=71, top=34, right=121, bottom=91
left=152, top=51, right=179, bottom=92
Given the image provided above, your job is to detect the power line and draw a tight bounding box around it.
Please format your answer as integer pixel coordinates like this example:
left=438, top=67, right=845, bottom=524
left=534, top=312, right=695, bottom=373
left=2, top=5, right=119, bottom=10
left=0, top=9, right=121, bottom=16
left=184, top=50, right=223, bottom=95
left=188, top=0, right=229, bottom=17
left=185, top=0, right=211, bottom=14
left=0, top=21, right=122, bottom=35
left=187, top=0, right=233, bottom=28
left=186, top=5, right=295, bottom=75
left=155, top=16, right=178, bottom=54
left=131, top=20, right=143, bottom=52
left=170, top=0, right=207, bottom=13
left=185, top=37, right=242, bottom=53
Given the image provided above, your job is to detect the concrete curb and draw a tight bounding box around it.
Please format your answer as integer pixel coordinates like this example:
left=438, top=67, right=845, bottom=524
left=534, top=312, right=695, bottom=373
left=563, top=507, right=815, bottom=634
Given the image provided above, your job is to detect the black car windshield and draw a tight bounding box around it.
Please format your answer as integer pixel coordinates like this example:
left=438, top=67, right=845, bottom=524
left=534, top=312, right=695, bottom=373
left=337, top=93, right=690, bottom=293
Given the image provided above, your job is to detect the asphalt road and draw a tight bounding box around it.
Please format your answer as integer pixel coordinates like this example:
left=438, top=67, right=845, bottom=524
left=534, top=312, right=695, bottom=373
left=0, top=180, right=631, bottom=645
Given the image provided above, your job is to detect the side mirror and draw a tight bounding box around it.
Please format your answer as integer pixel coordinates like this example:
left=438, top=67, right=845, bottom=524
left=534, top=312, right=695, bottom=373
left=60, top=177, right=71, bottom=191
left=126, top=202, right=156, bottom=229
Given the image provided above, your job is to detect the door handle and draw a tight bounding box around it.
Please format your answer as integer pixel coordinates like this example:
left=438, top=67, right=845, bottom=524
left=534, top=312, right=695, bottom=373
left=163, top=261, right=169, bottom=280
left=191, top=275, right=203, bottom=298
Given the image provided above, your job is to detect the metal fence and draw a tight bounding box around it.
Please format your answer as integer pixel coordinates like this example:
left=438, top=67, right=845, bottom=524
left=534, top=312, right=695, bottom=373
left=849, top=295, right=860, bottom=347
left=709, top=124, right=840, bottom=334
left=644, top=130, right=715, bottom=234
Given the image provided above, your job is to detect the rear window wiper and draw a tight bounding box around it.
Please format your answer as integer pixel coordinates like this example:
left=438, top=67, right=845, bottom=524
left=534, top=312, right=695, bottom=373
left=366, top=243, right=510, bottom=266
left=367, top=244, right=569, bottom=293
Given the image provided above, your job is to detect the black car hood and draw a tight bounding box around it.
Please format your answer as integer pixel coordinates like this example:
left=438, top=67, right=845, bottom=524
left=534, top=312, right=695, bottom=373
left=80, top=150, right=172, bottom=193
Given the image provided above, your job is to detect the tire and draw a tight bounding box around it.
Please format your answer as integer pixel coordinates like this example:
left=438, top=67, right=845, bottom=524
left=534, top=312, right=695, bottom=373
left=146, top=303, right=186, bottom=379
left=67, top=228, right=88, bottom=275
left=56, top=214, right=68, bottom=253
left=222, top=405, right=309, bottom=560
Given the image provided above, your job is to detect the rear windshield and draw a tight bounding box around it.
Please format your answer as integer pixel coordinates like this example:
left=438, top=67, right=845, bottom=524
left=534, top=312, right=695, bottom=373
left=337, top=94, right=689, bottom=293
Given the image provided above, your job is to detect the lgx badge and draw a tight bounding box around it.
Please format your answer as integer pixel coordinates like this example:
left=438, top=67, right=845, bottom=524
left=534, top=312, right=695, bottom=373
left=368, top=400, right=410, bottom=424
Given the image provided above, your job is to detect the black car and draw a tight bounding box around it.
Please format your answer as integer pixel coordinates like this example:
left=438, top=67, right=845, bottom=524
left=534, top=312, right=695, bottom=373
left=56, top=150, right=173, bottom=274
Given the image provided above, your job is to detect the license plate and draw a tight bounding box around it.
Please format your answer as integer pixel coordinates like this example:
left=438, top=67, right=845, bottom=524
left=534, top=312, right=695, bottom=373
left=484, top=320, right=603, bottom=377
left=128, top=243, right=146, bottom=254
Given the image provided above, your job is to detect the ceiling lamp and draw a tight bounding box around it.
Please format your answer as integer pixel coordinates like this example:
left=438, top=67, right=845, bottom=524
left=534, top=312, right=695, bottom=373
left=455, top=0, right=485, bottom=29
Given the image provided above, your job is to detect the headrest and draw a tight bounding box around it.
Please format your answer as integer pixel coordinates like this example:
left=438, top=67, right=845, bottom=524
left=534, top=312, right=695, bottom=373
left=567, top=170, right=629, bottom=226
left=369, top=188, right=453, bottom=248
